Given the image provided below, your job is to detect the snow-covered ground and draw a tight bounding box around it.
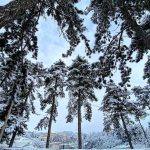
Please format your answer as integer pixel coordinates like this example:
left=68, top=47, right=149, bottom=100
left=1, top=142, right=150, bottom=150
left=0, top=132, right=150, bottom=150
left=0, top=148, right=150, bottom=150
left=0, top=137, right=44, bottom=149
left=113, top=143, right=150, bottom=149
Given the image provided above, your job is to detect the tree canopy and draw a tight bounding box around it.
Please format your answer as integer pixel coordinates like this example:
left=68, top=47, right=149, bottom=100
left=0, top=0, right=150, bottom=148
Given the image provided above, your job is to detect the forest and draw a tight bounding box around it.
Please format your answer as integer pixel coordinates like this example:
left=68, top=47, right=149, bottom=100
left=0, top=0, right=150, bottom=149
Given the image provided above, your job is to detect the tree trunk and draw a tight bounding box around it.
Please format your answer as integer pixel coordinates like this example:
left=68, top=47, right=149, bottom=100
left=46, top=103, right=54, bottom=149
left=114, top=118, right=122, bottom=139
left=9, top=129, right=17, bottom=147
left=9, top=96, right=28, bottom=147
left=45, top=112, right=53, bottom=148
left=0, top=100, right=14, bottom=141
left=120, top=112, right=133, bottom=149
left=77, top=91, right=82, bottom=149
left=138, top=118, right=150, bottom=147
left=46, top=78, right=57, bottom=148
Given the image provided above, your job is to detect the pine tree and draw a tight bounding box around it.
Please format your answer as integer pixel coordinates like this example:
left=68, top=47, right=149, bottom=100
left=0, top=0, right=90, bottom=55
left=1, top=0, right=87, bottom=145
left=87, top=0, right=150, bottom=87
left=86, top=0, right=150, bottom=51
left=8, top=60, right=44, bottom=147
left=0, top=69, right=24, bottom=143
left=132, top=85, right=150, bottom=110
left=0, top=9, right=44, bottom=144
left=132, top=54, right=150, bottom=147
left=101, top=82, right=134, bottom=149
left=132, top=86, right=150, bottom=147
left=0, top=56, right=43, bottom=145
left=1, top=0, right=149, bottom=87
left=35, top=60, right=67, bottom=148
left=66, top=56, right=97, bottom=149
left=0, top=51, right=24, bottom=142
left=136, top=109, right=150, bottom=146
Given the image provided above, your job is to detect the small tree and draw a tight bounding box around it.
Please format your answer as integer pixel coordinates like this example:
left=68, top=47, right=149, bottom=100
left=66, top=56, right=97, bottom=149
left=35, top=60, right=67, bottom=148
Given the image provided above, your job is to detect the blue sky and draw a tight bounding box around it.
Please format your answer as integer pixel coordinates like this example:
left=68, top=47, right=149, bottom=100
left=0, top=0, right=149, bottom=134
left=28, top=0, right=104, bottom=133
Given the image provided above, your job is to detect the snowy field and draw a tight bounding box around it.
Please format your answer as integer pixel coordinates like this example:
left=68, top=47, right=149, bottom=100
left=1, top=138, right=150, bottom=150
left=1, top=145, right=150, bottom=150
left=0, top=148, right=150, bottom=150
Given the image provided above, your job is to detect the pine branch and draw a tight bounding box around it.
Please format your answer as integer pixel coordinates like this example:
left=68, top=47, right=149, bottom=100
left=119, top=0, right=150, bottom=50
left=0, top=0, right=39, bottom=28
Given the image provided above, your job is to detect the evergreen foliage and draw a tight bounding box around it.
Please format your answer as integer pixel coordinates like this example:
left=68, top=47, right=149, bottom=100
left=101, top=82, right=148, bottom=148
left=88, top=0, right=150, bottom=86
left=66, top=56, right=97, bottom=149
left=133, top=85, right=150, bottom=110
left=0, top=0, right=90, bottom=55
left=0, top=7, right=44, bottom=145
left=35, top=60, right=67, bottom=148
left=0, top=0, right=150, bottom=148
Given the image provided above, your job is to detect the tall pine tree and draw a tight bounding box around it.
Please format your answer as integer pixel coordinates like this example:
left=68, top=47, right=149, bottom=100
left=101, top=83, right=134, bottom=149
left=0, top=7, right=44, bottom=145
left=66, top=56, right=97, bottom=149
left=35, top=60, right=67, bottom=148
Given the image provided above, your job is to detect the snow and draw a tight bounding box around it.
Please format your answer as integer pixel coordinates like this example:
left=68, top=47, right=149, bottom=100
left=0, top=132, right=150, bottom=150
left=113, top=143, right=149, bottom=149
left=0, top=148, right=150, bottom=150
left=0, top=121, right=4, bottom=128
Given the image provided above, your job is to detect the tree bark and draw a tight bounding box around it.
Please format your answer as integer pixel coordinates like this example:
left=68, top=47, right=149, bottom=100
left=77, top=90, right=82, bottom=149
left=46, top=78, right=57, bottom=148
left=120, top=112, right=133, bottom=149
left=113, top=118, right=122, bottom=139
left=46, top=100, right=55, bottom=149
left=8, top=129, right=17, bottom=147
left=138, top=118, right=150, bottom=147
left=0, top=100, right=14, bottom=141
left=9, top=95, right=29, bottom=147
